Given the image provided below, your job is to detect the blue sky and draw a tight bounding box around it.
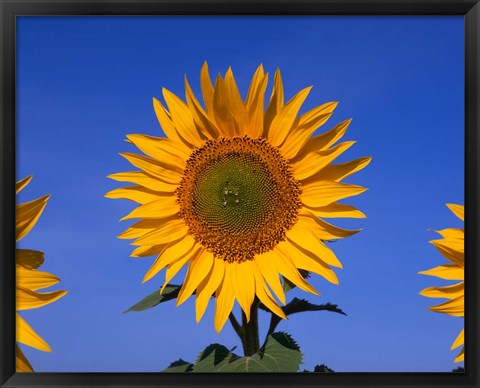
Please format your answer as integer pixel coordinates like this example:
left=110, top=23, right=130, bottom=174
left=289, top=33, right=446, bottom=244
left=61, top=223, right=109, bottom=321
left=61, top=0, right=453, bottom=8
left=16, top=16, right=464, bottom=372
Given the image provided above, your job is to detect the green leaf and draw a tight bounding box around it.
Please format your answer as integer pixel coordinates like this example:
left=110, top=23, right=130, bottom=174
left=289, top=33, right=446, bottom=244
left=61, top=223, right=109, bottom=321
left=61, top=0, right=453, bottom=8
left=313, top=364, right=335, bottom=372
left=123, top=284, right=181, bottom=313
left=213, top=352, right=269, bottom=372
left=302, top=363, right=335, bottom=373
left=192, top=344, right=238, bottom=372
left=259, top=297, right=346, bottom=316
left=283, top=298, right=346, bottom=316
left=256, top=332, right=303, bottom=372
left=192, top=332, right=303, bottom=372
left=260, top=297, right=347, bottom=335
left=161, top=359, right=194, bottom=372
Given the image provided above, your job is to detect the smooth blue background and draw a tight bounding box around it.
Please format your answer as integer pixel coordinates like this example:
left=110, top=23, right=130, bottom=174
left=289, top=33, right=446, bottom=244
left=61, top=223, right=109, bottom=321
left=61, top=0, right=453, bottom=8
left=16, top=16, right=464, bottom=372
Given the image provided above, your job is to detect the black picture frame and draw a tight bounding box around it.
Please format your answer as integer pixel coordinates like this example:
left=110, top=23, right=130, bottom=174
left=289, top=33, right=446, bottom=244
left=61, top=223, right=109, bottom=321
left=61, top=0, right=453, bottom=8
left=1, top=1, right=479, bottom=387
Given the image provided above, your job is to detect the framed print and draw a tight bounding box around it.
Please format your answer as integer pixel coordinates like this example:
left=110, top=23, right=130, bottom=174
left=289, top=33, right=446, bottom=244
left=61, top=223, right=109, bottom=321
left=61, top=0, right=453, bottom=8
left=1, top=1, right=479, bottom=387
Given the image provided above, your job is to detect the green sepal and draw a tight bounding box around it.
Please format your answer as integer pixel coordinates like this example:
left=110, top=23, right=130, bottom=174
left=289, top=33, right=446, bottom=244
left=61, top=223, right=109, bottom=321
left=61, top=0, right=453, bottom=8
left=282, top=270, right=310, bottom=293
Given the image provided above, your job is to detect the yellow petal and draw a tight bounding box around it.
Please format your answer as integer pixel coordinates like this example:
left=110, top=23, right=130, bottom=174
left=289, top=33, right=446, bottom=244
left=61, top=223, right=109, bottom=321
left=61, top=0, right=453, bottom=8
left=268, top=86, right=312, bottom=147
left=212, top=74, right=240, bottom=137
left=117, top=219, right=164, bottom=240
left=105, top=186, right=161, bottom=204
left=287, top=221, right=343, bottom=268
left=274, top=247, right=318, bottom=295
left=16, top=176, right=32, bottom=194
left=16, top=265, right=60, bottom=292
left=297, top=102, right=338, bottom=129
left=161, top=246, right=202, bottom=293
left=131, top=244, right=167, bottom=258
left=142, top=235, right=195, bottom=283
left=454, top=347, right=464, bottom=362
left=133, top=218, right=188, bottom=246
left=254, top=251, right=286, bottom=304
left=447, top=203, right=464, bottom=221
left=435, top=228, right=463, bottom=241
left=196, top=258, right=225, bottom=323
left=16, top=313, right=51, bottom=352
left=264, top=68, right=284, bottom=137
left=16, top=344, right=33, bottom=372
left=176, top=249, right=214, bottom=306
left=432, top=234, right=464, bottom=253
left=279, top=240, right=339, bottom=285
left=306, top=203, right=366, bottom=219
left=431, top=239, right=464, bottom=267
left=16, top=195, right=50, bottom=242
left=120, top=195, right=179, bottom=221
left=152, top=97, right=186, bottom=147
left=252, top=264, right=286, bottom=319
left=280, top=102, right=338, bottom=160
left=451, top=328, right=464, bottom=350
left=303, top=157, right=372, bottom=185
left=184, top=75, right=219, bottom=139
left=298, top=211, right=360, bottom=240
left=160, top=246, right=196, bottom=294
left=419, top=281, right=463, bottom=299
left=214, top=264, right=236, bottom=333
left=107, top=171, right=178, bottom=193
left=245, top=73, right=268, bottom=139
left=288, top=118, right=350, bottom=161
left=224, top=67, right=248, bottom=135
left=162, top=87, right=205, bottom=148
left=119, top=153, right=182, bottom=184
left=293, top=141, right=356, bottom=181
left=245, top=64, right=265, bottom=109
left=126, top=134, right=189, bottom=168
left=418, top=264, right=464, bottom=280
left=232, top=260, right=256, bottom=321
left=200, top=61, right=215, bottom=117
left=301, top=180, right=367, bottom=208
left=16, top=286, right=67, bottom=311
left=16, top=249, right=44, bottom=269
left=428, top=295, right=463, bottom=317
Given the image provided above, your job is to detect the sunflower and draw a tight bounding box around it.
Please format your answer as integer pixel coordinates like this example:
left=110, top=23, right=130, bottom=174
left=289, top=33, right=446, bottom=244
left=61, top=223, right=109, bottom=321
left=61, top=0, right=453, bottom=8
left=419, top=204, right=464, bottom=362
left=16, top=176, right=67, bottom=372
left=107, top=63, right=370, bottom=332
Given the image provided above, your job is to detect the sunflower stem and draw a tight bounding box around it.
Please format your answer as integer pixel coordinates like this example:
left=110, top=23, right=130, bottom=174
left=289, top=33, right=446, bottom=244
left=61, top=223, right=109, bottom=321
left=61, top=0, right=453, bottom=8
left=242, top=298, right=260, bottom=356
left=228, top=312, right=245, bottom=348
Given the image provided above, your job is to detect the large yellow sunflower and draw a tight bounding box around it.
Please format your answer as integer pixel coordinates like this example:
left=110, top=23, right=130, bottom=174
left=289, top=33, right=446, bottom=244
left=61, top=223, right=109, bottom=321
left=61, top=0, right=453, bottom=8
left=419, top=204, right=464, bottom=362
left=107, top=63, right=370, bottom=332
left=16, top=176, right=67, bottom=372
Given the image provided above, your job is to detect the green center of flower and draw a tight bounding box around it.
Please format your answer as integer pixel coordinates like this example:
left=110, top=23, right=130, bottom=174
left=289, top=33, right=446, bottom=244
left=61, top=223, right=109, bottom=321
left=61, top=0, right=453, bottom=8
left=193, top=153, right=277, bottom=234
left=177, top=136, right=302, bottom=263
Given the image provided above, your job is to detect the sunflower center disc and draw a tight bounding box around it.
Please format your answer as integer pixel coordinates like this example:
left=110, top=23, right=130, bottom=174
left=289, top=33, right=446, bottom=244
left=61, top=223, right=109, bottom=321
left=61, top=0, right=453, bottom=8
left=177, top=136, right=302, bottom=263
left=194, top=153, right=276, bottom=234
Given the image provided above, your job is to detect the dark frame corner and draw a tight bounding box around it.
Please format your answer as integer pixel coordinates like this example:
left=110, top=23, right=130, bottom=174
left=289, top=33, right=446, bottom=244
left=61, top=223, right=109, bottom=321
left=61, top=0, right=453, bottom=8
left=1, top=1, right=479, bottom=387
